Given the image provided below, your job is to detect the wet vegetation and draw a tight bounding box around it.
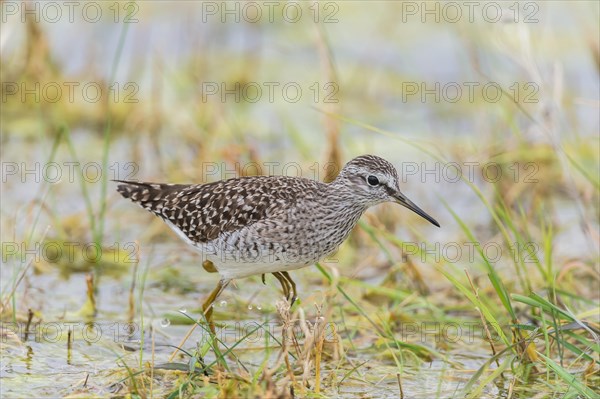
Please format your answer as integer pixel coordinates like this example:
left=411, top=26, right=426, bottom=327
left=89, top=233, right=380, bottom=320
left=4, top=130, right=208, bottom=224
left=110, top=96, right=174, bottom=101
left=1, top=2, right=599, bottom=398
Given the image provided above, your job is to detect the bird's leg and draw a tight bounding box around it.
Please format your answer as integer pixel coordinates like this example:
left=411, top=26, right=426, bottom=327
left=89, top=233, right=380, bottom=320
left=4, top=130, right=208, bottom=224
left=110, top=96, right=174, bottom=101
left=261, top=274, right=266, bottom=285
left=272, top=271, right=290, bottom=301
left=202, top=279, right=230, bottom=333
left=281, top=271, right=297, bottom=306
left=168, top=278, right=230, bottom=362
left=273, top=271, right=297, bottom=305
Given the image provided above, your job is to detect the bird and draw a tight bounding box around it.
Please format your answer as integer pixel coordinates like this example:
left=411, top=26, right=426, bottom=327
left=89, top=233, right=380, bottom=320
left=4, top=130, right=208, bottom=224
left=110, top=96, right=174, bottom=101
left=114, top=154, right=439, bottom=356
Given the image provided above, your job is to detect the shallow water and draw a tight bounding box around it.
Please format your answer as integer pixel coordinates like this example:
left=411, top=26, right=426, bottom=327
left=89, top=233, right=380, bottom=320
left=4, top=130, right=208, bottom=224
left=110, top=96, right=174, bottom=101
left=2, top=1, right=598, bottom=397
left=1, top=240, right=594, bottom=398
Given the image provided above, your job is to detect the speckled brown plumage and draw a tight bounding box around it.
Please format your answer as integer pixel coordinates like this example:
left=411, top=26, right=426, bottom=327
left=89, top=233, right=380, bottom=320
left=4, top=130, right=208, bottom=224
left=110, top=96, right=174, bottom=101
left=116, top=176, right=307, bottom=243
left=115, top=154, right=439, bottom=286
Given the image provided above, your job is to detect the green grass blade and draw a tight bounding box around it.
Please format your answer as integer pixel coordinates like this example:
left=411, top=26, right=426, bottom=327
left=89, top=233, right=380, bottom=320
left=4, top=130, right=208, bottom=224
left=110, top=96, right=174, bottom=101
left=537, top=353, right=599, bottom=398
left=442, top=200, right=516, bottom=321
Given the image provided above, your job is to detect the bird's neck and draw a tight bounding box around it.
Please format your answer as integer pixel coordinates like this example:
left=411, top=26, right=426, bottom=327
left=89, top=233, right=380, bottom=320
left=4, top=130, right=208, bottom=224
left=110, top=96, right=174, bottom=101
left=305, top=182, right=368, bottom=255
left=326, top=176, right=371, bottom=208
left=322, top=179, right=370, bottom=221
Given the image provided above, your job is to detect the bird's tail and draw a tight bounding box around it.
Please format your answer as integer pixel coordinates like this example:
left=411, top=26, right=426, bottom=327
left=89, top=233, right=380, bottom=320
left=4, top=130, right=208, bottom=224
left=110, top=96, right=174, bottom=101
left=113, top=179, right=186, bottom=215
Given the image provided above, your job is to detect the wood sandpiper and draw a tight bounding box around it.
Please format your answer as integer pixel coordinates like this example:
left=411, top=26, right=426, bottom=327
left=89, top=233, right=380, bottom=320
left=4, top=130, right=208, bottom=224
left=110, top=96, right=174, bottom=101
left=115, top=154, right=439, bottom=356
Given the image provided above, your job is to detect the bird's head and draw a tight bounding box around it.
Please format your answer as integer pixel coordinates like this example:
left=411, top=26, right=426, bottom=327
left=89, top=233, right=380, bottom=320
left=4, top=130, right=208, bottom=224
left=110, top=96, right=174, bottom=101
left=334, top=155, right=440, bottom=227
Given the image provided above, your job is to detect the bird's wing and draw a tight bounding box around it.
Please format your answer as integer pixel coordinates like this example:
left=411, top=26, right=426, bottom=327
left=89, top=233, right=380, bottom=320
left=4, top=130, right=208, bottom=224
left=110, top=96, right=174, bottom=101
left=115, top=176, right=306, bottom=243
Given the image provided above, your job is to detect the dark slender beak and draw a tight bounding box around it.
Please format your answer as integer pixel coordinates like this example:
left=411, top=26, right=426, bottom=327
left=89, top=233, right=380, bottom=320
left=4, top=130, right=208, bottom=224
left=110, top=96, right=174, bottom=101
left=394, top=191, right=440, bottom=227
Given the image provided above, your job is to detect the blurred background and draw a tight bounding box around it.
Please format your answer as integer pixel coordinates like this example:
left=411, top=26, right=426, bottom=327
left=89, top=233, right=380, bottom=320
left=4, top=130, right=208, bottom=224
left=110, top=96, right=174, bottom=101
left=1, top=2, right=599, bottom=398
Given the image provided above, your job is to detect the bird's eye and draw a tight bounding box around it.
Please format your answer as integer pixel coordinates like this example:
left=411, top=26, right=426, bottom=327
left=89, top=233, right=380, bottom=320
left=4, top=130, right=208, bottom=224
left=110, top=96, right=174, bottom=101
left=367, top=175, right=379, bottom=186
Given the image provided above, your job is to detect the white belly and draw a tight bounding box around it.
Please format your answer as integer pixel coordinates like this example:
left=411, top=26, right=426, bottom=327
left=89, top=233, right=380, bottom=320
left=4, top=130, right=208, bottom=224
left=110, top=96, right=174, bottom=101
left=164, top=220, right=317, bottom=279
